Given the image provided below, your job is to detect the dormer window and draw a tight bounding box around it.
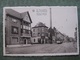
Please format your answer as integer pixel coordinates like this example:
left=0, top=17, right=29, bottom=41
left=12, top=18, right=17, bottom=23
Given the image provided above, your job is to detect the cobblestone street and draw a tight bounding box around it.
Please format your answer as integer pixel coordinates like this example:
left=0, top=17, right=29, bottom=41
left=6, top=42, right=77, bottom=54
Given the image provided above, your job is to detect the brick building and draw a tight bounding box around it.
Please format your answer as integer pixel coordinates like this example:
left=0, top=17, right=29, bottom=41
left=5, top=9, right=32, bottom=45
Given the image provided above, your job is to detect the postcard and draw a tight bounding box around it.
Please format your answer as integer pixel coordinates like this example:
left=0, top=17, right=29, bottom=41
left=3, top=6, right=79, bottom=56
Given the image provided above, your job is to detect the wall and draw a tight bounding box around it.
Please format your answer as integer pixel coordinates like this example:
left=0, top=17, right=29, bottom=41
left=6, top=16, right=21, bottom=45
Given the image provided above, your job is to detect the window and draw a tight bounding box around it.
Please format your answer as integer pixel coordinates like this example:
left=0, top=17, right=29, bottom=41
left=42, top=27, right=44, bottom=32
left=11, top=26, right=18, bottom=34
left=23, top=29, right=29, bottom=34
left=23, top=30, right=25, bottom=33
left=26, top=30, right=30, bottom=34
left=23, top=25, right=30, bottom=30
left=34, top=39, right=35, bottom=42
left=21, top=25, right=22, bottom=29
left=12, top=18, right=17, bottom=23
left=23, top=25, right=26, bottom=29
left=21, top=29, right=23, bottom=33
left=12, top=37, right=18, bottom=42
left=33, top=29, right=35, bottom=32
left=38, top=33, right=40, bottom=36
left=33, top=33, right=35, bottom=36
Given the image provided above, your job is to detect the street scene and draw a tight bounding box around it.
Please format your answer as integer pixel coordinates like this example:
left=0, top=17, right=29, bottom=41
left=4, top=6, right=79, bottom=56
left=6, top=42, right=77, bottom=54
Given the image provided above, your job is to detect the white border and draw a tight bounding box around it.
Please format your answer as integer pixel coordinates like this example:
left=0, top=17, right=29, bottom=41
left=3, top=6, right=79, bottom=56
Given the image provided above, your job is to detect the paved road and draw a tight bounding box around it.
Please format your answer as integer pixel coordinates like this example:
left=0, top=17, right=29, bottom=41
left=6, top=42, right=77, bottom=54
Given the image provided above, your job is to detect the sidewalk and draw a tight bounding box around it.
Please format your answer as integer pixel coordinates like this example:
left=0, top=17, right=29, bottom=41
left=7, top=44, right=31, bottom=48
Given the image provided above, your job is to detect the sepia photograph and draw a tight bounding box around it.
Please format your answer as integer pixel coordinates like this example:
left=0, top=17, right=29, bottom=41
left=3, top=6, right=79, bottom=56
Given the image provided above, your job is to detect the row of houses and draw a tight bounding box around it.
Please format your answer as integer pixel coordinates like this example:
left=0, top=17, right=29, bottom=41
left=31, top=23, right=76, bottom=44
left=5, top=9, right=75, bottom=46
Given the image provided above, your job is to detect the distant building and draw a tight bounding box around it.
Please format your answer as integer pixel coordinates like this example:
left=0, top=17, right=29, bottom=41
left=53, top=27, right=64, bottom=43
left=52, top=27, right=72, bottom=43
left=31, top=22, right=48, bottom=44
left=52, top=27, right=74, bottom=43
left=74, top=27, right=77, bottom=42
left=5, top=9, right=32, bottom=45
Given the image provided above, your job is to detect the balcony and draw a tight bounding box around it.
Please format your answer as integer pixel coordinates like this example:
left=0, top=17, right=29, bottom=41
left=21, top=33, right=31, bottom=37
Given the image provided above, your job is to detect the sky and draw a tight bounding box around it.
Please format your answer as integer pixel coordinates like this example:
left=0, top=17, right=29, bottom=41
left=11, top=6, right=78, bottom=38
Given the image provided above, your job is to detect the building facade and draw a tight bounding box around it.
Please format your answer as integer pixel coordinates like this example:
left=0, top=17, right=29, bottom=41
left=5, top=9, right=32, bottom=45
left=31, top=22, right=48, bottom=44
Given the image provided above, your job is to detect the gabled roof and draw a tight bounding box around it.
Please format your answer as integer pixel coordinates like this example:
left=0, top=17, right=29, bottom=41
left=21, top=11, right=32, bottom=23
left=32, top=22, right=48, bottom=28
left=6, top=9, right=32, bottom=23
left=6, top=9, right=21, bottom=19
